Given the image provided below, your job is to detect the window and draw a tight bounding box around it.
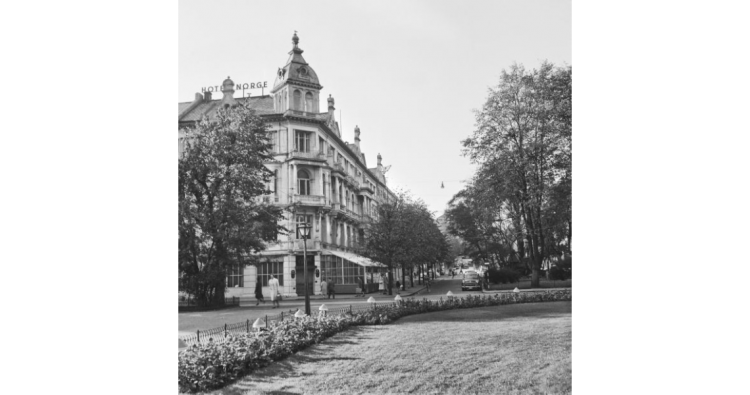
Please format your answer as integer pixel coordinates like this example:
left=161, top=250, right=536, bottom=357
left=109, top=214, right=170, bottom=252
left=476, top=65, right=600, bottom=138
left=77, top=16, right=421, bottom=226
left=269, top=131, right=277, bottom=153
left=293, top=89, right=301, bottom=110
left=321, top=255, right=363, bottom=285
left=258, top=258, right=284, bottom=286
left=305, top=92, right=313, bottom=112
left=297, top=169, right=311, bottom=195
left=295, top=131, right=311, bottom=152
left=262, top=221, right=278, bottom=241
left=273, top=170, right=278, bottom=198
left=227, top=264, right=244, bottom=287
left=318, top=137, right=325, bottom=154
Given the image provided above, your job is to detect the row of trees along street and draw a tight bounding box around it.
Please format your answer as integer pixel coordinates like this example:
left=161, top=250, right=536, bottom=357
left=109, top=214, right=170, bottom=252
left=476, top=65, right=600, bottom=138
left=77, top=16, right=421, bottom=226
left=446, top=62, right=572, bottom=288
left=178, top=101, right=450, bottom=305
left=363, top=193, right=452, bottom=295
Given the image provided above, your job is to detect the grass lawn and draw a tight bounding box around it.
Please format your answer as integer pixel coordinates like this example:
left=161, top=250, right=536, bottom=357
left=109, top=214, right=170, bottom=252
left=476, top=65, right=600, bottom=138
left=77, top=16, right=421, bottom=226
left=207, top=301, right=571, bottom=395
left=487, top=278, right=572, bottom=291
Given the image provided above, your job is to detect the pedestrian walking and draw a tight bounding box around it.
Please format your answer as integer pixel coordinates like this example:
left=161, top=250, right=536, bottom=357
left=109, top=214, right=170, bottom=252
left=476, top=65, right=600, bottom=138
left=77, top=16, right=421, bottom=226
left=357, top=277, right=365, bottom=297
left=255, top=276, right=265, bottom=306
left=395, top=280, right=401, bottom=294
left=269, top=274, right=280, bottom=308
left=320, top=278, right=328, bottom=298
left=327, top=279, right=335, bottom=299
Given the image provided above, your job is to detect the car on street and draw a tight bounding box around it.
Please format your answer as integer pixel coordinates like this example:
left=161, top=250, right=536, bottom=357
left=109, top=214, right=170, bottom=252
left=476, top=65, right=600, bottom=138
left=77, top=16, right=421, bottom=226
left=461, top=272, right=482, bottom=291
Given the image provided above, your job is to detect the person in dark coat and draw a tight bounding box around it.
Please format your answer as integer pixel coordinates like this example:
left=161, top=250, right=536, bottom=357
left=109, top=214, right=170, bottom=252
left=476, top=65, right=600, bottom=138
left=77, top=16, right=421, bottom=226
left=357, top=277, right=366, bottom=297
left=327, top=279, right=335, bottom=299
left=255, top=276, right=265, bottom=306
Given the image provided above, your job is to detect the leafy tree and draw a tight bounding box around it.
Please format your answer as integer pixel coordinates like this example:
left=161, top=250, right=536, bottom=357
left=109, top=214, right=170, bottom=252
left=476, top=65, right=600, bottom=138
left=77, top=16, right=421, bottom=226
left=364, top=192, right=449, bottom=294
left=179, top=102, right=286, bottom=305
left=461, top=62, right=572, bottom=287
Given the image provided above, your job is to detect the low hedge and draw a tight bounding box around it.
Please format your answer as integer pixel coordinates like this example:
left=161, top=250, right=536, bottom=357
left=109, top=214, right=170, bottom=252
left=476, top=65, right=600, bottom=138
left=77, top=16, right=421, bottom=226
left=178, top=290, right=572, bottom=393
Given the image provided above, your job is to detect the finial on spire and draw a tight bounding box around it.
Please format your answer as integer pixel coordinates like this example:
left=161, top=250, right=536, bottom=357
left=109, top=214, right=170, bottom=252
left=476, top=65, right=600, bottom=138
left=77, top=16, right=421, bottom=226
left=292, top=31, right=299, bottom=46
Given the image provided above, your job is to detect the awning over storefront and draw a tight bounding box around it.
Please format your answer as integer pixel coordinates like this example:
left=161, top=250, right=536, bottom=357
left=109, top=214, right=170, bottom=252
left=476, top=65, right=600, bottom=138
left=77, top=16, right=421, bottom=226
left=322, top=250, right=386, bottom=268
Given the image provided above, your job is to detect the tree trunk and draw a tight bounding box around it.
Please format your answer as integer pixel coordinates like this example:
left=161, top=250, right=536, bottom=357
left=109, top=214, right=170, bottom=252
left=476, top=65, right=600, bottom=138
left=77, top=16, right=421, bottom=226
left=410, top=269, right=414, bottom=287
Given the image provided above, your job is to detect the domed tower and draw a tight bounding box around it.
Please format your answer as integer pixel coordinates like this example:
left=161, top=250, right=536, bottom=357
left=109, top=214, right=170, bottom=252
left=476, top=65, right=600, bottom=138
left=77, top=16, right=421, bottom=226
left=271, top=32, right=323, bottom=114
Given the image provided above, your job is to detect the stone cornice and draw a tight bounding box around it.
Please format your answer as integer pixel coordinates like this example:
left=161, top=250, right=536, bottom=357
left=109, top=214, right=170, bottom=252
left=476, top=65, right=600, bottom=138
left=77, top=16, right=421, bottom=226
left=270, top=79, right=324, bottom=94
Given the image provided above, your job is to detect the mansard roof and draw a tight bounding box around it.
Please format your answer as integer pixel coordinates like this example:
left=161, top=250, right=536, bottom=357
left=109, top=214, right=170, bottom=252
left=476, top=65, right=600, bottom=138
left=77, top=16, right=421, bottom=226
left=178, top=95, right=275, bottom=123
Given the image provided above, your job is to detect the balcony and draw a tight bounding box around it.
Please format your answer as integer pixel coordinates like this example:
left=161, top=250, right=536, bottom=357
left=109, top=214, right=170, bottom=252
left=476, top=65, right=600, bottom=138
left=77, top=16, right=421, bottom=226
left=345, top=175, right=360, bottom=189
left=292, top=194, right=326, bottom=206
left=331, top=162, right=345, bottom=175
left=358, top=179, right=374, bottom=194
left=289, top=150, right=325, bottom=161
left=345, top=208, right=361, bottom=222
left=257, top=194, right=281, bottom=204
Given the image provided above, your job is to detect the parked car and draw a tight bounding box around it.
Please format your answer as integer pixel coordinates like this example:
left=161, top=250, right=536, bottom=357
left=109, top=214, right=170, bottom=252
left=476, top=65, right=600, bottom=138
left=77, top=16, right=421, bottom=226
left=461, top=272, right=482, bottom=291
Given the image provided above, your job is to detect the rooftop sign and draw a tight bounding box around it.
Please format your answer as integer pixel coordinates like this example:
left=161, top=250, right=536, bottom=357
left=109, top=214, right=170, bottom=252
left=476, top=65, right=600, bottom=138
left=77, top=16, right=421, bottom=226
left=201, top=81, right=268, bottom=93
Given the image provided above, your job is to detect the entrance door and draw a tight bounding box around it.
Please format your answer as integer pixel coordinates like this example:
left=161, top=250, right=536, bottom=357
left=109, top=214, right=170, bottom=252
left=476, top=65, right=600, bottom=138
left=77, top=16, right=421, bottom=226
left=295, top=255, right=315, bottom=296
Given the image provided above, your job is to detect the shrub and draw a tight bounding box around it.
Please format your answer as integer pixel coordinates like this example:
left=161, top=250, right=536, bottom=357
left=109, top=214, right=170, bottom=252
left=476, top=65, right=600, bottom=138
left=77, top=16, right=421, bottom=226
left=488, top=267, right=522, bottom=284
left=549, top=265, right=570, bottom=281
left=178, top=290, right=572, bottom=393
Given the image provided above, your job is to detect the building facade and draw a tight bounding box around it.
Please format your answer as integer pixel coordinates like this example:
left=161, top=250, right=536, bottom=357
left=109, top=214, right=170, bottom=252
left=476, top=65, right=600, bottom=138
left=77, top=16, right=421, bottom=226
left=179, top=33, right=398, bottom=299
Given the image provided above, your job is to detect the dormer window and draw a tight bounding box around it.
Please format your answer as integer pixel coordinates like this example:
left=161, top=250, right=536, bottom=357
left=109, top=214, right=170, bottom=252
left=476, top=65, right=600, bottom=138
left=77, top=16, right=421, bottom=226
left=298, top=67, right=308, bottom=78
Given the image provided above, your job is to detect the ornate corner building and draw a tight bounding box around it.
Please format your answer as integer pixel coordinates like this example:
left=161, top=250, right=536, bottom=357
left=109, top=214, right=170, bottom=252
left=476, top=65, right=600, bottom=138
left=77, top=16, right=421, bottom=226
left=179, top=33, right=398, bottom=300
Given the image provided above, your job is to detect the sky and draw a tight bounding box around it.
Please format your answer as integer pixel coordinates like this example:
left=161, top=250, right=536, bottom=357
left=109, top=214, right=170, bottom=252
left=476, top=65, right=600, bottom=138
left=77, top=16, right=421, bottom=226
left=179, top=0, right=571, bottom=216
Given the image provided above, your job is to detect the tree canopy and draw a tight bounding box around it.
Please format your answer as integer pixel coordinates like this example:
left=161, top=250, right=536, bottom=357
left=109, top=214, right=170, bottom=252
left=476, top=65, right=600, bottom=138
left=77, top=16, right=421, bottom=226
left=451, top=61, right=572, bottom=287
left=178, top=102, right=286, bottom=304
left=364, top=192, right=450, bottom=293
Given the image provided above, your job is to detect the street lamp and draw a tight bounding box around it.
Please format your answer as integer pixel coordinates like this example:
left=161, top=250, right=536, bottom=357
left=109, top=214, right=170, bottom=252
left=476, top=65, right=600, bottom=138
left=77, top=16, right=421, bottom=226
left=297, top=222, right=312, bottom=315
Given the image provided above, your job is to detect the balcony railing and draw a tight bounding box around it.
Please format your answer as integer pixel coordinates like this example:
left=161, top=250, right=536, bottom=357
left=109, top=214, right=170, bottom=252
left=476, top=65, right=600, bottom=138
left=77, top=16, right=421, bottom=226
left=290, top=150, right=325, bottom=160
left=292, top=194, right=326, bottom=206
left=331, top=162, right=345, bottom=174
left=257, top=194, right=281, bottom=204
left=345, top=208, right=361, bottom=222
left=346, top=175, right=360, bottom=189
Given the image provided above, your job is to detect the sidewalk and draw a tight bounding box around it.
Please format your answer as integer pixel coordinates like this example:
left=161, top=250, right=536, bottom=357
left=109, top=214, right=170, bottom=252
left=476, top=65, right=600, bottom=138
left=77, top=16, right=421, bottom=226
left=239, top=284, right=428, bottom=307
left=482, top=287, right=571, bottom=294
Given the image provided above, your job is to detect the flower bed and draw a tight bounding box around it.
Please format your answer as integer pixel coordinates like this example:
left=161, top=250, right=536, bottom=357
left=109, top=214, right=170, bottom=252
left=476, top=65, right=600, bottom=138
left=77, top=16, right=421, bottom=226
left=178, top=290, right=572, bottom=393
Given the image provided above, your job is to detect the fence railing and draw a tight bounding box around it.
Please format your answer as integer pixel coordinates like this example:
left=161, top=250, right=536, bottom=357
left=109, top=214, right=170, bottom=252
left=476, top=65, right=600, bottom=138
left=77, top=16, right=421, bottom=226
left=178, top=291, right=560, bottom=346
left=178, top=296, right=240, bottom=307
left=178, top=302, right=396, bottom=346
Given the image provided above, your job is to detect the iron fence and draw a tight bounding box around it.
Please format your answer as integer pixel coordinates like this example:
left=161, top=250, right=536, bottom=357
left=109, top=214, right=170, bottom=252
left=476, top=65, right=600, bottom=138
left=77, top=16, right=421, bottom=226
left=178, top=291, right=564, bottom=346
left=178, top=296, right=240, bottom=312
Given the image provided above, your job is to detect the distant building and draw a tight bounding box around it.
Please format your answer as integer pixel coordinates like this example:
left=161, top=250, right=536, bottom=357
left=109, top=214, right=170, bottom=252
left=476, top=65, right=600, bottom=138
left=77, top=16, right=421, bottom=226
left=179, top=33, right=399, bottom=299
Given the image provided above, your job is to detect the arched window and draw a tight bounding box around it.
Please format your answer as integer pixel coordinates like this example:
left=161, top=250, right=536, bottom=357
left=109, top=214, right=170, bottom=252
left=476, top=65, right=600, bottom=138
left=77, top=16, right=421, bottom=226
left=293, top=90, right=301, bottom=110
left=297, top=169, right=311, bottom=195
left=305, top=92, right=313, bottom=112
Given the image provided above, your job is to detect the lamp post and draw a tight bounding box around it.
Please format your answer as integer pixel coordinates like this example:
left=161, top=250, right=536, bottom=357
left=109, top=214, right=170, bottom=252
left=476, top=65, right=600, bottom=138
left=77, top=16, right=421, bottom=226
left=297, top=222, right=312, bottom=315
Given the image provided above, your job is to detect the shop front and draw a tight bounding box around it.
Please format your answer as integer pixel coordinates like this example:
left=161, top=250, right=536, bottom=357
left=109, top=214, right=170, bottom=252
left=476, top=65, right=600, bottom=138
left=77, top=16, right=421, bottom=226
left=320, top=250, right=387, bottom=294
